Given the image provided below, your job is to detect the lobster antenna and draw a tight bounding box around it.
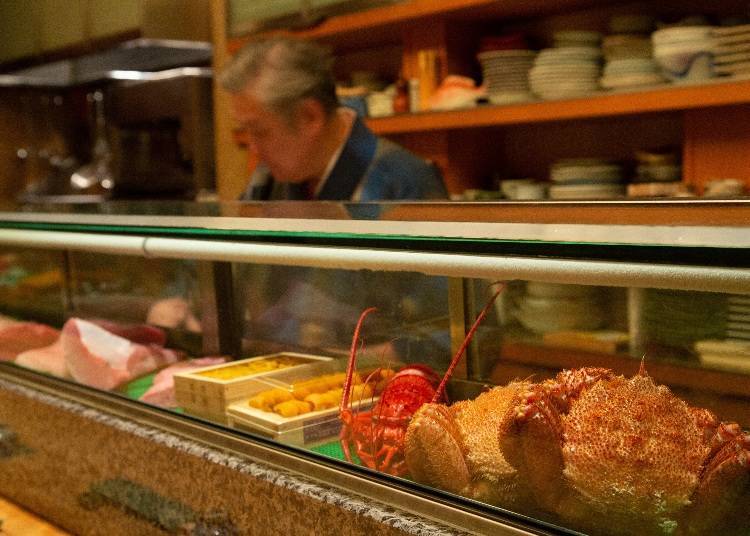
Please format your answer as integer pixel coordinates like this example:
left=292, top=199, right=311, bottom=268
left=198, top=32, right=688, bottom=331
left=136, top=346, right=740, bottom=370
left=360, top=367, right=382, bottom=420
left=431, top=282, right=506, bottom=404
left=340, top=307, right=378, bottom=413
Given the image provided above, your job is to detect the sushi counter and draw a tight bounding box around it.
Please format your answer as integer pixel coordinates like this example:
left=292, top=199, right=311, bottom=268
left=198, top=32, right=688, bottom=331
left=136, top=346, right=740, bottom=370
left=0, top=201, right=749, bottom=536
left=0, top=371, right=468, bottom=535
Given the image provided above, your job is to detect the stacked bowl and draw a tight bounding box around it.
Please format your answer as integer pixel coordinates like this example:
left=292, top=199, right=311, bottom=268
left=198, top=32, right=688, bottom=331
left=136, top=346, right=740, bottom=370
left=633, top=148, right=681, bottom=183
left=727, top=294, right=750, bottom=341
left=477, top=49, right=536, bottom=105
left=514, top=282, right=604, bottom=334
left=600, top=57, right=665, bottom=89
left=547, top=158, right=626, bottom=199
left=529, top=46, right=602, bottom=100
left=712, top=24, right=750, bottom=78
left=600, top=15, right=664, bottom=90
left=652, top=25, right=715, bottom=82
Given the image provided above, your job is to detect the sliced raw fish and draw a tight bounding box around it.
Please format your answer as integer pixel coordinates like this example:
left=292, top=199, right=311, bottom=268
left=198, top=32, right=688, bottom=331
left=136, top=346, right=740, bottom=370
left=63, top=318, right=182, bottom=390
left=15, top=337, right=69, bottom=378
left=88, top=319, right=167, bottom=346
left=0, top=319, right=60, bottom=361
left=139, top=356, right=227, bottom=407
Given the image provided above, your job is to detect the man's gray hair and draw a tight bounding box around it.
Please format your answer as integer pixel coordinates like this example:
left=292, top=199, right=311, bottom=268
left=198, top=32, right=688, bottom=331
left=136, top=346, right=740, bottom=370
left=220, top=36, right=338, bottom=119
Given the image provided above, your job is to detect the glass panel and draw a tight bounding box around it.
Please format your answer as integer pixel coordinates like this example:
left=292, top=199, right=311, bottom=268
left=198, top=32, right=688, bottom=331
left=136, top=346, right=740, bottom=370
left=1, top=225, right=748, bottom=536
left=463, top=279, right=750, bottom=535
left=2, top=200, right=748, bottom=254
left=235, top=264, right=449, bottom=362
left=0, top=247, right=65, bottom=326
left=67, top=252, right=201, bottom=331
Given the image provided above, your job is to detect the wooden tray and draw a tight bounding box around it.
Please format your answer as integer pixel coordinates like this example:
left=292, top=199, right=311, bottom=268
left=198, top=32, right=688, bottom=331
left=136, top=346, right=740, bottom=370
left=174, top=352, right=334, bottom=423
left=227, top=396, right=377, bottom=447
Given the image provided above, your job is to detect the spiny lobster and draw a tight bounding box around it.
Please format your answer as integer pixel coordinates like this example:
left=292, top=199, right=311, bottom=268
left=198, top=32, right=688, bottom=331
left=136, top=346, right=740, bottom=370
left=338, top=283, right=505, bottom=476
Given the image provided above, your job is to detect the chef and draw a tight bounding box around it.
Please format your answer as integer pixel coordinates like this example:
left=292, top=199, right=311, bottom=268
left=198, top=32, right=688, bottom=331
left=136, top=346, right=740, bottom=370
left=220, top=36, right=446, bottom=201
left=220, top=37, right=447, bottom=355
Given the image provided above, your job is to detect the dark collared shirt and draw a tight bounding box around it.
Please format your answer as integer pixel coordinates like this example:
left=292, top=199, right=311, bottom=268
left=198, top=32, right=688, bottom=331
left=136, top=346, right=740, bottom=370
left=240, top=114, right=446, bottom=202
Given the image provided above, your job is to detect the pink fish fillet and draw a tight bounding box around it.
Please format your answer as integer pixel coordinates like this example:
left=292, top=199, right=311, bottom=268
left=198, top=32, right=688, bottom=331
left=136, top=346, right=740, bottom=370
left=63, top=318, right=182, bottom=390
left=139, top=356, right=227, bottom=408
left=15, top=337, right=69, bottom=378
left=88, top=319, right=167, bottom=346
left=0, top=320, right=60, bottom=361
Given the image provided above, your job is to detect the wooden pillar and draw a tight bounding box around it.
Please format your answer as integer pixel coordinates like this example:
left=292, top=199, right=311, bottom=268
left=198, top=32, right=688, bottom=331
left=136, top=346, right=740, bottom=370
left=210, top=0, right=251, bottom=201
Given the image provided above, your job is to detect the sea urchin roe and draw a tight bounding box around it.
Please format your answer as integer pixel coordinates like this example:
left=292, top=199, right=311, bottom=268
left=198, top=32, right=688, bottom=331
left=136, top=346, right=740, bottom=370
left=249, top=369, right=389, bottom=417
left=273, top=399, right=312, bottom=417
left=248, top=388, right=294, bottom=412
left=197, top=356, right=307, bottom=380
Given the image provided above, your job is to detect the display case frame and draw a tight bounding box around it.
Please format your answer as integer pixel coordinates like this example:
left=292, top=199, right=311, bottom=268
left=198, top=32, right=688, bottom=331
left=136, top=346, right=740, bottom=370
left=0, top=200, right=749, bottom=535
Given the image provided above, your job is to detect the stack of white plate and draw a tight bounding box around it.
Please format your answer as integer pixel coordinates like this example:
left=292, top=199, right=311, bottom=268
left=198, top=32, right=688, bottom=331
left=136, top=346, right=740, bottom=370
left=529, top=47, right=602, bottom=100
left=694, top=339, right=750, bottom=374
left=548, top=158, right=626, bottom=199
left=477, top=49, right=536, bottom=104
left=600, top=58, right=666, bottom=89
left=712, top=24, right=750, bottom=78
left=727, top=294, right=750, bottom=341
left=652, top=26, right=715, bottom=82
left=633, top=148, right=681, bottom=182
left=514, top=282, right=604, bottom=334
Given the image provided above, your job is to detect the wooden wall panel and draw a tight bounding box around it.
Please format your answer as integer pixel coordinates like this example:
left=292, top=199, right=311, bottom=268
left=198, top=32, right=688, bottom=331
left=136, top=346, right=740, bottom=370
left=683, top=105, right=750, bottom=195
left=0, top=90, right=33, bottom=203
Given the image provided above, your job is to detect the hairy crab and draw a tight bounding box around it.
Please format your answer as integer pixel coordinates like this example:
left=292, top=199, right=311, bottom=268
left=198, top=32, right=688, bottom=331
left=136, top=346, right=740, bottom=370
left=404, top=380, right=533, bottom=508
left=403, top=284, right=539, bottom=507
left=500, top=365, right=750, bottom=535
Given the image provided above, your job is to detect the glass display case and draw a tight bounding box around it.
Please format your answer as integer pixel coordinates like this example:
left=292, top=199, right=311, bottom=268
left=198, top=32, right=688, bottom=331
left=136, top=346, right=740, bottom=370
left=0, top=200, right=748, bottom=536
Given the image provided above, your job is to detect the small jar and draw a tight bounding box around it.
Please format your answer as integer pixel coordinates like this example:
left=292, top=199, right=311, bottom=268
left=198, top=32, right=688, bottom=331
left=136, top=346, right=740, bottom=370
left=393, top=79, right=410, bottom=114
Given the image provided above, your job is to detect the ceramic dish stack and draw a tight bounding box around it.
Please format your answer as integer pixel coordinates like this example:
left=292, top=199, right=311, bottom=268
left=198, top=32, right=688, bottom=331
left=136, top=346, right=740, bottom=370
left=694, top=339, right=750, bottom=374
left=727, top=294, right=750, bottom=341
left=514, top=282, right=604, bottom=334
left=477, top=49, right=536, bottom=105
left=652, top=25, right=715, bottom=83
left=600, top=57, right=665, bottom=90
left=633, top=148, right=681, bottom=182
left=627, top=148, right=683, bottom=197
left=529, top=45, right=602, bottom=100
left=547, top=158, right=626, bottom=199
left=641, top=289, right=726, bottom=349
left=711, top=24, right=750, bottom=79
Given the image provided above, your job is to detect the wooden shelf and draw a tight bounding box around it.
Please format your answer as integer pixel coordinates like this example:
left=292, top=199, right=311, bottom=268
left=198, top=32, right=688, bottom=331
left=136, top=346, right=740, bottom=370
left=367, top=78, right=750, bottom=134
left=492, top=340, right=750, bottom=427
left=494, top=341, right=750, bottom=399
left=227, top=0, right=608, bottom=52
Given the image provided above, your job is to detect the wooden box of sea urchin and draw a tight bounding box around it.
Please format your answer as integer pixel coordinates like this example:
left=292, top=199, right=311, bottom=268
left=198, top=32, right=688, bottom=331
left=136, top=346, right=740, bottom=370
left=173, top=352, right=334, bottom=424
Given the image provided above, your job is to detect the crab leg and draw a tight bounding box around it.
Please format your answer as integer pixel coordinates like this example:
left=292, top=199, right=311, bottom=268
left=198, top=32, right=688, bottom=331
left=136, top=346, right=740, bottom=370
left=684, top=433, right=750, bottom=534
left=405, top=404, right=472, bottom=495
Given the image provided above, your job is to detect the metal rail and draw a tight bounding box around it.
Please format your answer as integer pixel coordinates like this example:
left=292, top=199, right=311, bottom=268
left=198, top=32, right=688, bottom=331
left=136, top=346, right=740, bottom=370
left=1, top=229, right=749, bottom=294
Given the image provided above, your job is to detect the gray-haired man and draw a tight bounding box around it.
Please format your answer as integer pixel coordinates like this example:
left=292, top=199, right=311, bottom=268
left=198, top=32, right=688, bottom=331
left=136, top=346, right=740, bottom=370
left=221, top=36, right=446, bottom=201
